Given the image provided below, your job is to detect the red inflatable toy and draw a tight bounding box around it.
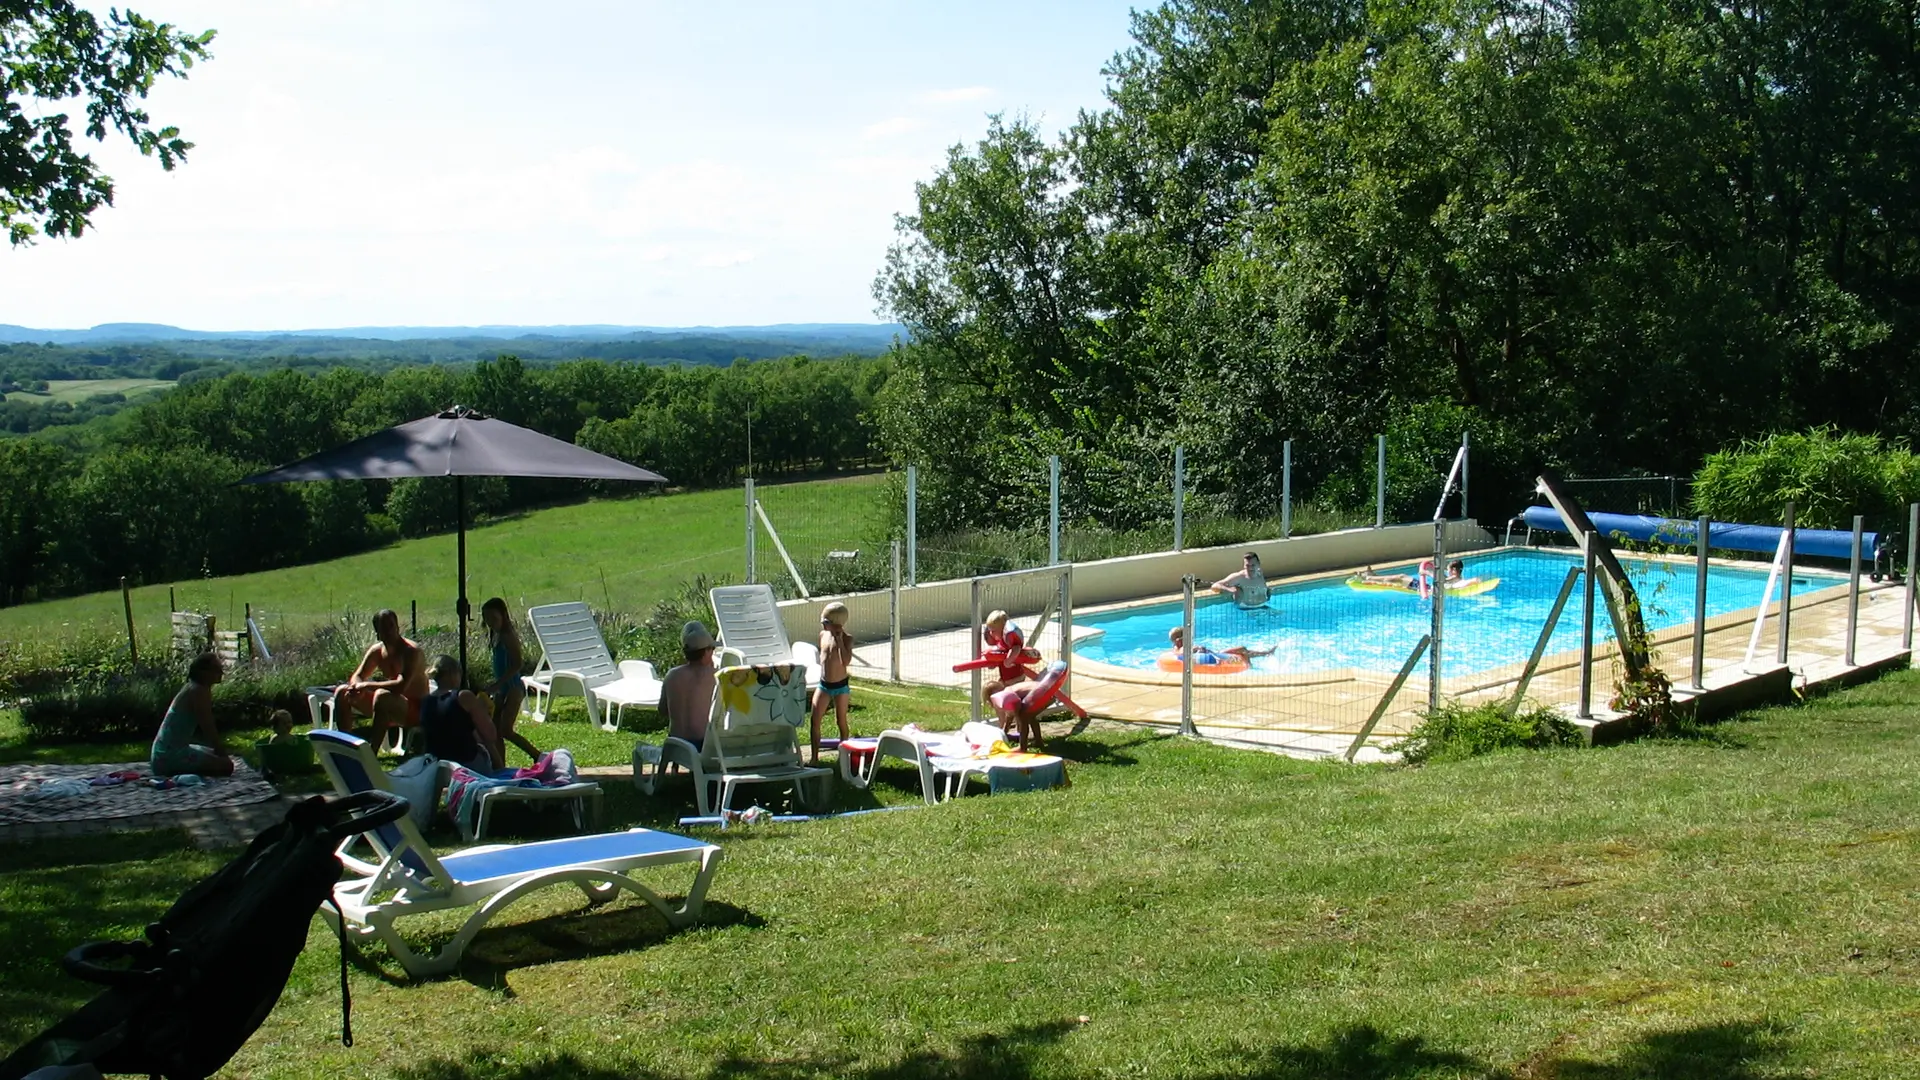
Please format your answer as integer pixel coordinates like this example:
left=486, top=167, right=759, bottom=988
left=988, top=661, right=1088, bottom=721
left=952, top=623, right=1043, bottom=683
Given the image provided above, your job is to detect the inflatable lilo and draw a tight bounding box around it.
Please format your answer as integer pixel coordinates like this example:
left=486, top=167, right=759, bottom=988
left=1349, top=560, right=1499, bottom=598
left=1158, top=626, right=1270, bottom=674
left=988, top=661, right=1087, bottom=751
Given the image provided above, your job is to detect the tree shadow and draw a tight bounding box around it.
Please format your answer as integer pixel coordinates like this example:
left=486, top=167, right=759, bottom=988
left=1544, top=1020, right=1786, bottom=1079
left=1042, top=729, right=1164, bottom=768
left=388, top=1022, right=1491, bottom=1080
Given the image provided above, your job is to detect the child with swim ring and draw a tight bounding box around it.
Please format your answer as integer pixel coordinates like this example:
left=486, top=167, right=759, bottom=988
left=1163, top=626, right=1273, bottom=672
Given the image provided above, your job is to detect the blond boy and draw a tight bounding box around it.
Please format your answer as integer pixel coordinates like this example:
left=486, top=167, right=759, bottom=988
left=810, top=601, right=853, bottom=762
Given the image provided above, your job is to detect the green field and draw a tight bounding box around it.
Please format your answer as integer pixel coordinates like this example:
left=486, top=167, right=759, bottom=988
left=3, top=666, right=1919, bottom=1076
left=0, top=474, right=889, bottom=646
left=3, top=377, right=176, bottom=403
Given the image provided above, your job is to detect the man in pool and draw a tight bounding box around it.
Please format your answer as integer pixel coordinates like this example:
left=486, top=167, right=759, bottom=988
left=1212, top=552, right=1271, bottom=608
left=1168, top=626, right=1275, bottom=665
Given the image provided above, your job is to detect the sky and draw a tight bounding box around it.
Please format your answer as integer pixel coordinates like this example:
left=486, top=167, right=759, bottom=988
left=4, top=0, right=1141, bottom=331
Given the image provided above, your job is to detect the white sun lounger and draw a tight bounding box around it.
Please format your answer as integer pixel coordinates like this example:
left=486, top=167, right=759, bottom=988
left=708, top=584, right=822, bottom=686
left=634, top=662, right=830, bottom=815
left=311, top=729, right=721, bottom=978
left=523, top=601, right=663, bottom=731
left=840, top=723, right=1003, bottom=805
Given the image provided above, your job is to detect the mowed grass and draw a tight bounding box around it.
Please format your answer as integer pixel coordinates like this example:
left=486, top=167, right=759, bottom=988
left=3, top=377, right=176, bottom=403
left=0, top=474, right=888, bottom=643
left=5, top=671, right=1920, bottom=1077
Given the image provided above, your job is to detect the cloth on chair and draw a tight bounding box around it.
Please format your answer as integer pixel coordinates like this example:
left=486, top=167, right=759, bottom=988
left=715, top=664, right=809, bottom=728
left=443, top=749, right=584, bottom=838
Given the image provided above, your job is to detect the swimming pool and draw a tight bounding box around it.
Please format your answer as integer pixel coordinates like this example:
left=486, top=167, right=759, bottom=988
left=1072, top=549, right=1848, bottom=678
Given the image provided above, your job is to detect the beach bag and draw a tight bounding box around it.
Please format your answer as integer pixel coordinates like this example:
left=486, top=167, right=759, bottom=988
left=0, top=791, right=407, bottom=1080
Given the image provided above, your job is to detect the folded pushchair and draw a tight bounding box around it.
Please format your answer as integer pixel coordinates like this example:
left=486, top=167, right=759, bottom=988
left=0, top=791, right=409, bottom=1080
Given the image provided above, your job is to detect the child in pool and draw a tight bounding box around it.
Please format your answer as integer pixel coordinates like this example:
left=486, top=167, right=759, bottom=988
left=1167, top=626, right=1274, bottom=666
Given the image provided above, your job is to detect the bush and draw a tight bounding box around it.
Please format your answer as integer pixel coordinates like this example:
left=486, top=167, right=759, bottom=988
left=1390, top=699, right=1582, bottom=764
left=20, top=670, right=176, bottom=743
left=1692, top=427, right=1920, bottom=531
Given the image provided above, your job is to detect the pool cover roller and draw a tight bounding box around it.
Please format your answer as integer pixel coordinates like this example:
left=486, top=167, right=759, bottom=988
left=1521, top=506, right=1876, bottom=561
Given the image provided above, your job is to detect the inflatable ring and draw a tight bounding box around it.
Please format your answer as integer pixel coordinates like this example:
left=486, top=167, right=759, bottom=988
left=1157, top=651, right=1249, bottom=674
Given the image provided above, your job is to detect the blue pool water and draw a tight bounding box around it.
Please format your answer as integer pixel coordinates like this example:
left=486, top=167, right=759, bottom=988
left=1074, top=549, right=1846, bottom=677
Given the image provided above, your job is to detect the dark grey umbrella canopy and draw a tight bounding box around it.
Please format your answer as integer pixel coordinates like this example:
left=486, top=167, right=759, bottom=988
left=240, top=407, right=666, bottom=485
left=241, top=407, right=666, bottom=683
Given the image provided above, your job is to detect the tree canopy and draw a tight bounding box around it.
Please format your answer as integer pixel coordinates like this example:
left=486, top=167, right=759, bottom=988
left=1, top=1, right=214, bottom=244
left=876, top=0, right=1920, bottom=529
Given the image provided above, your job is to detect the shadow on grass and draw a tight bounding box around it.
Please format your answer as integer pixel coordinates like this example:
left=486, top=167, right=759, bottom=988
left=1044, top=729, right=1165, bottom=768
left=389, top=1022, right=1494, bottom=1080
left=1546, top=1019, right=1786, bottom=1079
left=346, top=895, right=766, bottom=989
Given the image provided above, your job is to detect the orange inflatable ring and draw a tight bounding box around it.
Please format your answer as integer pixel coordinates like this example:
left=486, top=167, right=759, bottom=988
left=1156, top=650, right=1249, bottom=674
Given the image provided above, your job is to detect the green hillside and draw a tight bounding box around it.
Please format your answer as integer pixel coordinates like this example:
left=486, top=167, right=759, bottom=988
left=0, top=473, right=888, bottom=647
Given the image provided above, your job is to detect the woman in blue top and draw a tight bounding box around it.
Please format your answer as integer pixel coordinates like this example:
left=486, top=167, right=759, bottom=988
left=152, top=651, right=235, bottom=777
left=481, top=597, right=542, bottom=763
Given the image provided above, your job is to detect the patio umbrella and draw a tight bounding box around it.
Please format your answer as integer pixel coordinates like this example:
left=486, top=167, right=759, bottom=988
left=240, top=406, right=667, bottom=675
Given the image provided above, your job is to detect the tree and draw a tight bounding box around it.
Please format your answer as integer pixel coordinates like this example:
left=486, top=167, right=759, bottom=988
left=1, top=1, right=215, bottom=244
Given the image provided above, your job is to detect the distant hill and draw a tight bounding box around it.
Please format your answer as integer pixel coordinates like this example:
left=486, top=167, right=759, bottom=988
left=0, top=322, right=905, bottom=350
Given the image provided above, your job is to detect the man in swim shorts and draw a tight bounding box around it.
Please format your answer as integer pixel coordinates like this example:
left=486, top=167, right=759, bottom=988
left=332, top=608, right=429, bottom=754
left=1212, top=552, right=1271, bottom=608
left=1168, top=626, right=1274, bottom=665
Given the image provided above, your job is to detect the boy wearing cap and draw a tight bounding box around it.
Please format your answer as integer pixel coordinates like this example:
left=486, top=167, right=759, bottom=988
left=660, top=620, right=718, bottom=749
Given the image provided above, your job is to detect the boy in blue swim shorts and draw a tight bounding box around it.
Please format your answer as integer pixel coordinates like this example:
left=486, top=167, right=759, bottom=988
left=809, top=601, right=854, bottom=762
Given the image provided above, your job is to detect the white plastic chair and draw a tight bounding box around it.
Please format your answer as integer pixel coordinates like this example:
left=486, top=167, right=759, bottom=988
left=707, top=584, right=823, bottom=686
left=522, top=601, right=662, bottom=732
left=634, top=663, right=829, bottom=814
left=311, top=729, right=720, bottom=979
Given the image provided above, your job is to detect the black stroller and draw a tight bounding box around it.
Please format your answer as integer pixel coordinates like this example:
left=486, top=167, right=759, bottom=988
left=0, top=791, right=408, bottom=1080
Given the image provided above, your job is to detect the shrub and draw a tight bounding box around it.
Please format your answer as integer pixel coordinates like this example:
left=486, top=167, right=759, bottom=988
left=20, top=670, right=176, bottom=743
left=1692, top=427, right=1920, bottom=531
left=1391, top=699, right=1582, bottom=764
left=626, top=574, right=733, bottom=685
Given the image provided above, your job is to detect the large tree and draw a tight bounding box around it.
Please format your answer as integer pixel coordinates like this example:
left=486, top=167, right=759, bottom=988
left=1, top=1, right=214, bottom=244
left=877, top=0, right=1920, bottom=526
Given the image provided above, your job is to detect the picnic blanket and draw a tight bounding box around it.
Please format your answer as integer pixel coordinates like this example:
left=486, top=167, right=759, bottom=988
left=0, top=759, right=279, bottom=827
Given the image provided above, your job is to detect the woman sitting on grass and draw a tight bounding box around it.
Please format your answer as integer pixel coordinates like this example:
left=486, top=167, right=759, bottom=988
left=151, top=651, right=235, bottom=777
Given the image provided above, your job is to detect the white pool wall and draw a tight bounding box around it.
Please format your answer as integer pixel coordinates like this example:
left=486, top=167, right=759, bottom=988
left=772, top=519, right=1497, bottom=646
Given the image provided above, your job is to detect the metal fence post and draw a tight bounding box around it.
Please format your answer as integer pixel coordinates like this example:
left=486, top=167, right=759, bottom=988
left=906, top=465, right=918, bottom=586
left=1180, top=576, right=1196, bottom=737
left=1777, top=502, right=1796, bottom=666
left=1577, top=538, right=1595, bottom=719
left=969, top=577, right=983, bottom=725
left=1460, top=430, right=1470, bottom=520
left=1060, top=563, right=1075, bottom=698
left=1049, top=455, right=1061, bottom=566
left=1847, top=515, right=1863, bottom=667
left=1691, top=516, right=1709, bottom=690
left=1173, top=446, right=1185, bottom=553
left=890, top=540, right=901, bottom=682
left=1428, top=521, right=1447, bottom=712
left=1906, top=502, right=1918, bottom=651
left=1282, top=439, right=1293, bottom=539
left=744, top=478, right=756, bottom=584
left=1376, top=434, right=1387, bottom=528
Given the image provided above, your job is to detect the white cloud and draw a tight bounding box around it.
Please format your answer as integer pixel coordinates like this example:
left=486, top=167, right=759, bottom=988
left=860, top=116, right=924, bottom=140
left=921, top=86, right=994, bottom=103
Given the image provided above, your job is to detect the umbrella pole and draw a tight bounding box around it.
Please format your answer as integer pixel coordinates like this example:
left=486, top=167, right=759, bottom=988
left=457, top=474, right=470, bottom=685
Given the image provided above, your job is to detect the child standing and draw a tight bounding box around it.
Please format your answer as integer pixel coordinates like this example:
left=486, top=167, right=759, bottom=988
left=810, top=601, right=853, bottom=762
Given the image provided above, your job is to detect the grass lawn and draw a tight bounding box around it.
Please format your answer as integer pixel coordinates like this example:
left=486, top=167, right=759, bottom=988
left=3, top=377, right=176, bottom=403
left=0, top=473, right=888, bottom=645
left=4, top=668, right=1920, bottom=1077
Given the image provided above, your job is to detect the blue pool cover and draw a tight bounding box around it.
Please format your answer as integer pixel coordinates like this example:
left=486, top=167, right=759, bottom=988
left=1521, top=505, right=1875, bottom=561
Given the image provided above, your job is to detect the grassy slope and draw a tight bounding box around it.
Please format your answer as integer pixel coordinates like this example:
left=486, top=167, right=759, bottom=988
left=4, top=672, right=1920, bottom=1077
left=3, top=378, right=176, bottom=403
left=0, top=474, right=887, bottom=643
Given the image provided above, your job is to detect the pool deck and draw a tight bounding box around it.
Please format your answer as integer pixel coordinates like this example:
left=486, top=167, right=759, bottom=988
left=874, top=550, right=1915, bottom=760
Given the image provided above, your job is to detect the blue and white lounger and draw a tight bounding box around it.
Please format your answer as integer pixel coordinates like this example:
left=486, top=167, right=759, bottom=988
left=311, top=729, right=723, bottom=978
